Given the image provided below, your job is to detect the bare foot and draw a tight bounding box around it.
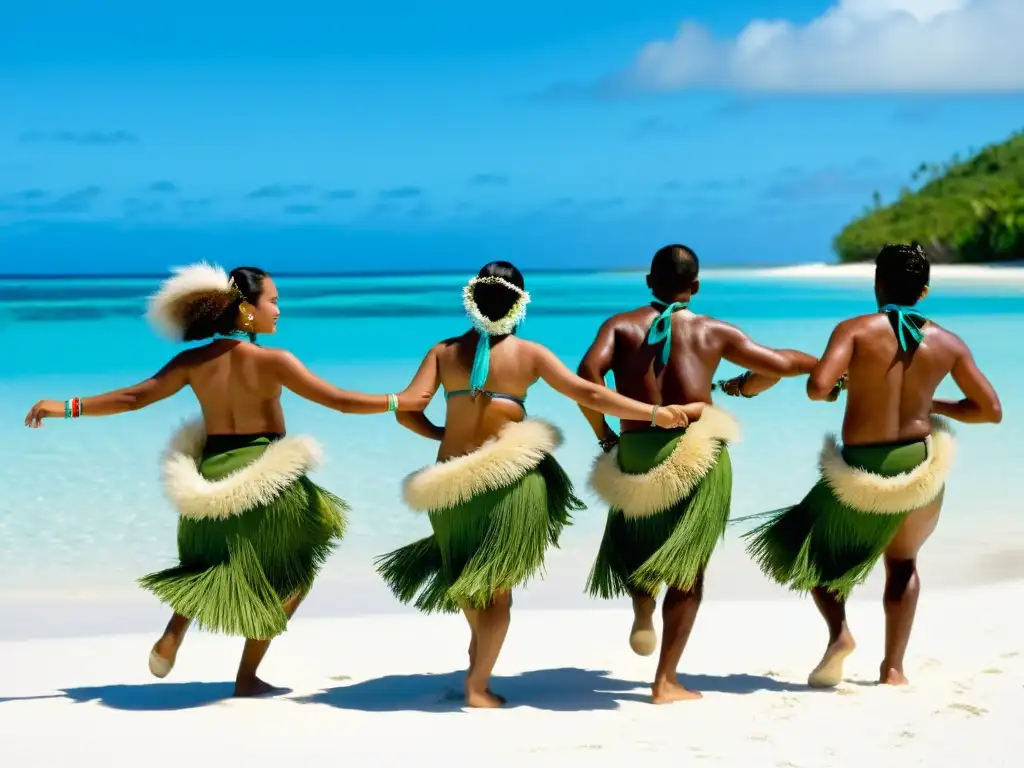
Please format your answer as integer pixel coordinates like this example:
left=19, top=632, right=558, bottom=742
left=808, top=631, right=856, bottom=688
left=880, top=666, right=909, bottom=685
left=233, top=677, right=284, bottom=698
left=651, top=680, right=703, bottom=704
left=451, top=688, right=506, bottom=704
left=148, top=634, right=182, bottom=678
left=465, top=687, right=505, bottom=708
left=630, top=597, right=657, bottom=656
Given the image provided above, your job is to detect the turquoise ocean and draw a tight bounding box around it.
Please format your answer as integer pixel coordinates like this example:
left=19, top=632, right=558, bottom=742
left=1, top=270, right=1021, bottom=640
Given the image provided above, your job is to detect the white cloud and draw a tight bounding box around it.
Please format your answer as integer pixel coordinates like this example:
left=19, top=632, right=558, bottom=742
left=622, top=0, right=1024, bottom=92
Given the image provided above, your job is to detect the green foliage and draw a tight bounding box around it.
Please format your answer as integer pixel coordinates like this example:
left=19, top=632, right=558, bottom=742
left=834, top=130, right=1024, bottom=263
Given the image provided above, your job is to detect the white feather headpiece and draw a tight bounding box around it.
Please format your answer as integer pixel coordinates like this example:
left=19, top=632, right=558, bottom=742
left=462, top=276, right=531, bottom=336
left=146, top=262, right=241, bottom=340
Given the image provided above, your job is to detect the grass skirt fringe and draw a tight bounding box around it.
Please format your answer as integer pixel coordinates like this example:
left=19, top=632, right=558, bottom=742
left=139, top=425, right=347, bottom=639
left=375, top=452, right=584, bottom=614
left=742, top=483, right=907, bottom=599
left=743, top=428, right=954, bottom=599
left=586, top=442, right=732, bottom=599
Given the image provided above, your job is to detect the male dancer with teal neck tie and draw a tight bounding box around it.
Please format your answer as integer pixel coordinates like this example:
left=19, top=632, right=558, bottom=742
left=742, top=242, right=1002, bottom=688
left=576, top=244, right=819, bottom=704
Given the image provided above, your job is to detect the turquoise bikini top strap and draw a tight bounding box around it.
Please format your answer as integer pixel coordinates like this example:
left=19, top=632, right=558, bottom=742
left=647, top=301, right=689, bottom=366
left=445, top=388, right=526, bottom=414
left=446, top=388, right=525, bottom=404
left=879, top=304, right=927, bottom=351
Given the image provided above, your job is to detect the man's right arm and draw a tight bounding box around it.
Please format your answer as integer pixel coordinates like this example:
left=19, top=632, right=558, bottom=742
left=719, top=324, right=818, bottom=397
left=576, top=318, right=620, bottom=448
left=932, top=337, right=1003, bottom=424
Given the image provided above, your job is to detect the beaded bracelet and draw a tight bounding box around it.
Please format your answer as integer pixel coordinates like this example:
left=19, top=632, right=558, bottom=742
left=735, top=370, right=757, bottom=398
left=64, top=398, right=82, bottom=419
left=386, top=394, right=399, bottom=413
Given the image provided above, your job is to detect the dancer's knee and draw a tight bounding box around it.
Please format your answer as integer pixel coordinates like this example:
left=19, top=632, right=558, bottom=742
left=665, top=580, right=703, bottom=609
left=883, top=557, right=917, bottom=602
left=489, top=590, right=512, bottom=618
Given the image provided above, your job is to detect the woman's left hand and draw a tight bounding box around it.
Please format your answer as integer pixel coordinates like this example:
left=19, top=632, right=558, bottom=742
left=24, top=399, right=62, bottom=427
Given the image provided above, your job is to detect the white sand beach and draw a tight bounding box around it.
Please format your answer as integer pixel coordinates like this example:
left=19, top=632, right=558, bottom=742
left=709, top=263, right=1024, bottom=282
left=2, top=580, right=1022, bottom=766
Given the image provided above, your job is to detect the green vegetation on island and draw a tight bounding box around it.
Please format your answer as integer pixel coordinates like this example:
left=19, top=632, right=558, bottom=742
left=834, top=130, right=1024, bottom=264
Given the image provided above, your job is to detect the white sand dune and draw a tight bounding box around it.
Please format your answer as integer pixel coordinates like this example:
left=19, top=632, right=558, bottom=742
left=2, top=581, right=1022, bottom=765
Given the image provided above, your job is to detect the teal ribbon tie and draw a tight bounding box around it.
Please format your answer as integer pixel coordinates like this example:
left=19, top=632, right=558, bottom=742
left=879, top=304, right=926, bottom=351
left=647, top=301, right=688, bottom=365
left=469, top=331, right=491, bottom=394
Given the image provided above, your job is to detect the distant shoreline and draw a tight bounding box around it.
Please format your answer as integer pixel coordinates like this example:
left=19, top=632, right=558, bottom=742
left=2, top=262, right=1024, bottom=281
left=707, top=263, right=1024, bottom=282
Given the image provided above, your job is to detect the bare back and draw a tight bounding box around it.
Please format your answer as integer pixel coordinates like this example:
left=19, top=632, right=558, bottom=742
left=433, top=333, right=538, bottom=460
left=599, top=306, right=744, bottom=431
left=824, top=314, right=962, bottom=445
left=176, top=341, right=286, bottom=434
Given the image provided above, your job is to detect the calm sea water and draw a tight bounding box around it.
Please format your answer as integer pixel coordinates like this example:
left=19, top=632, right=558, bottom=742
left=1, top=270, right=1022, bottom=632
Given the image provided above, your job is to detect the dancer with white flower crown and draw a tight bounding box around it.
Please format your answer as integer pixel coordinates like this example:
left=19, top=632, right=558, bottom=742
left=375, top=260, right=692, bottom=708
left=24, top=263, right=427, bottom=697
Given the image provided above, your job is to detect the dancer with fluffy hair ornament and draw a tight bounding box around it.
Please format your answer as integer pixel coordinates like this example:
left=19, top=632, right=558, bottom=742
left=25, top=263, right=428, bottom=696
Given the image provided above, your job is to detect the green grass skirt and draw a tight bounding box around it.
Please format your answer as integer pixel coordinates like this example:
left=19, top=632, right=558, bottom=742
left=138, top=438, right=348, bottom=639
left=374, top=453, right=584, bottom=614
left=743, top=440, right=930, bottom=599
left=586, top=428, right=733, bottom=599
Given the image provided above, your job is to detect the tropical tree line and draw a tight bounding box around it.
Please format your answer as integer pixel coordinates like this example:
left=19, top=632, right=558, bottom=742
left=834, top=130, right=1024, bottom=263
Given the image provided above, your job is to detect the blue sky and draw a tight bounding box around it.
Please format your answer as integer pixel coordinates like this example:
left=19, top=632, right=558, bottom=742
left=1, top=0, right=1022, bottom=274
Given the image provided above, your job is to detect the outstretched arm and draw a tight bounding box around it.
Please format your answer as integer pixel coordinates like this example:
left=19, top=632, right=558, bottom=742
left=394, top=345, right=445, bottom=441
left=272, top=351, right=425, bottom=414
left=25, top=355, right=190, bottom=427
left=932, top=340, right=1002, bottom=424
left=806, top=321, right=855, bottom=401
left=531, top=342, right=697, bottom=426
left=576, top=319, right=620, bottom=448
left=719, top=324, right=818, bottom=397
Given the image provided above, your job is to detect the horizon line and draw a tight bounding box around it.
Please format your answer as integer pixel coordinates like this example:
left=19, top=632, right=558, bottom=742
left=0, top=261, right=844, bottom=281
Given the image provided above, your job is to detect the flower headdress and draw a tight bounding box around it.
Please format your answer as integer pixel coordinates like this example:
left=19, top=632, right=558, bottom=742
left=462, top=275, right=531, bottom=335
left=146, top=262, right=243, bottom=340
left=461, top=274, right=531, bottom=393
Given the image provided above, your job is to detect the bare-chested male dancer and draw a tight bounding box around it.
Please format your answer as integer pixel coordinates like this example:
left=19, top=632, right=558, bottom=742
left=743, top=243, right=1002, bottom=687
left=576, top=244, right=821, bottom=703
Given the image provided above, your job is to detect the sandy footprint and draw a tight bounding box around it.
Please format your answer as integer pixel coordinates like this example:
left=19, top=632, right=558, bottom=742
left=948, top=702, right=987, bottom=717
